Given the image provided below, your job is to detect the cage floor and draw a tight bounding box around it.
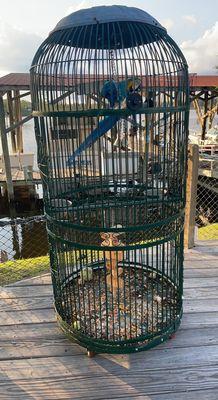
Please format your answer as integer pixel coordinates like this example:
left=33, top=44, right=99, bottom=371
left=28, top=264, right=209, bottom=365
left=66, top=266, right=179, bottom=341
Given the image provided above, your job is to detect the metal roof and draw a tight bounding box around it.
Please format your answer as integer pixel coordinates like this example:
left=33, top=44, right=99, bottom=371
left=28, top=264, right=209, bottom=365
left=189, top=74, right=218, bottom=89
left=0, top=72, right=217, bottom=91
left=51, top=5, right=165, bottom=34
left=0, top=73, right=30, bottom=91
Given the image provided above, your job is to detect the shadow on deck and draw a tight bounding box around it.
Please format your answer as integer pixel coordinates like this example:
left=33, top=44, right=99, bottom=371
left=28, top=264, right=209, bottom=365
left=0, top=240, right=218, bottom=399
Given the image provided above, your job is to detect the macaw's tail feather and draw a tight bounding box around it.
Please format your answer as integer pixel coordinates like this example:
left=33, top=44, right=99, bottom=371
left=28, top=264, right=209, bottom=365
left=68, top=115, right=120, bottom=166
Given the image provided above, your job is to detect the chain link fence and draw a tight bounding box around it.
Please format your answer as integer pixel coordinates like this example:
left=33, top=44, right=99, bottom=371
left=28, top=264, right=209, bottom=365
left=0, top=215, right=49, bottom=286
left=196, top=174, right=218, bottom=241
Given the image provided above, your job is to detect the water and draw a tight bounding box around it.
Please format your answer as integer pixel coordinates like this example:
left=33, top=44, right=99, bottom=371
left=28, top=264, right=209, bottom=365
left=3, top=109, right=217, bottom=155
left=1, top=110, right=217, bottom=172
left=0, top=216, right=48, bottom=261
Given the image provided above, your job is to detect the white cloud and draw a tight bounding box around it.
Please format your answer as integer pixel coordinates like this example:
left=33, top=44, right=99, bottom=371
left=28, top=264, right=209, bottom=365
left=160, top=18, right=174, bottom=31
left=0, top=69, right=10, bottom=78
left=181, top=22, right=218, bottom=73
left=182, top=15, right=197, bottom=25
left=0, top=19, right=42, bottom=76
left=65, top=1, right=89, bottom=16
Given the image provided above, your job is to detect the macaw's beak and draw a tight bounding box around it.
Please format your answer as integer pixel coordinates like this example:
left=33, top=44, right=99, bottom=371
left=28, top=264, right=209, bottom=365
left=127, top=78, right=141, bottom=92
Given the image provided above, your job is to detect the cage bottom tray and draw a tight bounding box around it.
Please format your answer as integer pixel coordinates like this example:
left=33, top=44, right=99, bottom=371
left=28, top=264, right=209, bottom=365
left=57, top=262, right=182, bottom=353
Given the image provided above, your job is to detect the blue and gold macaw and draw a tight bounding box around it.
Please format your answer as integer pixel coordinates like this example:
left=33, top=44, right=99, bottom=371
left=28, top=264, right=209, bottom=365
left=68, top=77, right=141, bottom=166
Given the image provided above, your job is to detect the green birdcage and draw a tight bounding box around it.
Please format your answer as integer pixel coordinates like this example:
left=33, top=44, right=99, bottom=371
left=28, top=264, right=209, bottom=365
left=30, top=5, right=189, bottom=354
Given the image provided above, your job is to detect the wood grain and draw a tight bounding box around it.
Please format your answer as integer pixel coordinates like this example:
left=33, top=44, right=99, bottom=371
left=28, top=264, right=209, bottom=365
left=0, top=360, right=218, bottom=399
left=0, top=308, right=55, bottom=326
left=0, top=296, right=53, bottom=312
left=0, top=285, right=52, bottom=299
left=1, top=326, right=218, bottom=361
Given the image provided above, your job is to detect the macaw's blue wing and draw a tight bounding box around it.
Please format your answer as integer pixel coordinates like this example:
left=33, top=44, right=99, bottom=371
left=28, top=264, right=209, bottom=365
left=101, top=80, right=127, bottom=107
left=68, top=115, right=120, bottom=166
left=101, top=80, right=118, bottom=107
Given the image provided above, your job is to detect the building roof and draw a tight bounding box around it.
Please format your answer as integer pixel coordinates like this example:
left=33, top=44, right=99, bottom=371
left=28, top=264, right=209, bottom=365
left=189, top=74, right=218, bottom=89
left=0, top=72, right=217, bottom=92
left=0, top=73, right=30, bottom=91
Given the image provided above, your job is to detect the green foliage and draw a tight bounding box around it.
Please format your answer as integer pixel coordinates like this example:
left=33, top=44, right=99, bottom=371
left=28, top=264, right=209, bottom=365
left=0, top=255, right=50, bottom=286
left=20, top=100, right=32, bottom=116
left=198, top=223, right=218, bottom=240
left=3, top=99, right=32, bottom=117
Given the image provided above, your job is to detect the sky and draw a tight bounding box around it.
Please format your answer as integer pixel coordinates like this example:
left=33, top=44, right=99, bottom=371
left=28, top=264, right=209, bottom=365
left=0, top=0, right=217, bottom=77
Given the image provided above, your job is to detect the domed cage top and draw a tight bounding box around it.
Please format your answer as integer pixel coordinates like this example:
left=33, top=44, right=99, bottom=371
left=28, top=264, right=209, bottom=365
left=30, top=5, right=189, bottom=354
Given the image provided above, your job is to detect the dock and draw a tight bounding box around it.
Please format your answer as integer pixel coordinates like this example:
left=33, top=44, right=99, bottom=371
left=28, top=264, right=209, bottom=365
left=0, top=169, right=41, bottom=185
left=0, top=240, right=218, bottom=399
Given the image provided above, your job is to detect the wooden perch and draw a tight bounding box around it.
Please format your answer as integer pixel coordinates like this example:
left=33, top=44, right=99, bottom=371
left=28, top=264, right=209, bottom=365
left=100, top=232, right=124, bottom=293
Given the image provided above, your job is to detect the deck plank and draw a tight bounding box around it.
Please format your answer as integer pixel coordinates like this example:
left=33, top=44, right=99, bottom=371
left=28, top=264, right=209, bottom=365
left=0, top=373, right=218, bottom=400
left=184, top=277, right=218, bottom=288
left=153, top=390, right=218, bottom=400
left=184, top=268, right=218, bottom=278
left=0, top=309, right=56, bottom=325
left=184, top=259, right=218, bottom=268
left=1, top=357, right=218, bottom=399
left=1, top=350, right=218, bottom=379
left=185, top=287, right=218, bottom=299
left=0, top=285, right=53, bottom=299
left=7, top=274, right=52, bottom=287
left=0, top=296, right=53, bottom=312
left=0, top=242, right=218, bottom=399
left=174, top=312, right=218, bottom=329
left=1, top=326, right=218, bottom=361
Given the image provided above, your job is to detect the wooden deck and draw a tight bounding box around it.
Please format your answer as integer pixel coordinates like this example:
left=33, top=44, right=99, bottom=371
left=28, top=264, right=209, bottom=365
left=0, top=240, right=218, bottom=399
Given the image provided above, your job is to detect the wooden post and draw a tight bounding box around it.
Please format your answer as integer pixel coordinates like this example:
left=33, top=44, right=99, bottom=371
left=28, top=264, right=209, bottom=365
left=208, top=99, right=217, bottom=130
left=14, top=89, right=23, bottom=153
left=0, top=95, right=14, bottom=201
left=201, top=91, right=208, bottom=140
left=193, top=98, right=203, bottom=129
left=7, top=91, right=17, bottom=153
left=184, top=144, right=199, bottom=249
